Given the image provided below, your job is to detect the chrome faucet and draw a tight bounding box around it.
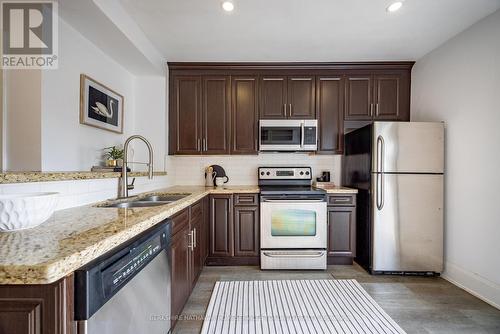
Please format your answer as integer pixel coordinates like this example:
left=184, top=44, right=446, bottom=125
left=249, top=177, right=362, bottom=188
left=119, top=135, right=154, bottom=198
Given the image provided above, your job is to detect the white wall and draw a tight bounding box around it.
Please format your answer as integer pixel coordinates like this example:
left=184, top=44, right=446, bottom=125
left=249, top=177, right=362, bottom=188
left=41, top=18, right=136, bottom=171
left=171, top=154, right=341, bottom=186
left=133, top=76, right=167, bottom=172
left=4, top=70, right=42, bottom=171
left=411, top=10, right=500, bottom=308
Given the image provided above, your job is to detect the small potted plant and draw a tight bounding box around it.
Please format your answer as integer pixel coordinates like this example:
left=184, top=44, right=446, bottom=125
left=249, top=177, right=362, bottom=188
left=103, top=146, right=124, bottom=167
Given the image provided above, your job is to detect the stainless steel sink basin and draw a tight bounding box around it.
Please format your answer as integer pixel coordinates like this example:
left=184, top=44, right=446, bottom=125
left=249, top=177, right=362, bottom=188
left=98, top=193, right=190, bottom=208
left=100, top=201, right=171, bottom=208
left=139, top=194, right=190, bottom=202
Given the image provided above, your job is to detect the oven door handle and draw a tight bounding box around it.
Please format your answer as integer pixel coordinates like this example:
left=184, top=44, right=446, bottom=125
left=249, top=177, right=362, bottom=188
left=261, top=199, right=325, bottom=203
left=263, top=251, right=325, bottom=258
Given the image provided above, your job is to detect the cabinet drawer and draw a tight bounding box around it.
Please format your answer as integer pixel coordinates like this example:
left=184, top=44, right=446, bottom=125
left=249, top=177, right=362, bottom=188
left=171, top=208, right=190, bottom=236
left=234, top=193, right=258, bottom=206
left=191, top=199, right=203, bottom=220
left=328, top=195, right=356, bottom=207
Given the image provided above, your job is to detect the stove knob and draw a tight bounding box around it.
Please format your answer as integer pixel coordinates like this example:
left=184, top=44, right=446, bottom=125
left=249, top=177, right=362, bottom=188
left=260, top=172, right=264, bottom=176
left=305, top=171, right=310, bottom=175
left=299, top=171, right=304, bottom=175
left=266, top=172, right=271, bottom=176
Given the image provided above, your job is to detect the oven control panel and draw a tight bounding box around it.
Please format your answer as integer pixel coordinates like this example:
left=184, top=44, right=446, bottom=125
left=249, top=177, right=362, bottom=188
left=258, top=167, right=312, bottom=180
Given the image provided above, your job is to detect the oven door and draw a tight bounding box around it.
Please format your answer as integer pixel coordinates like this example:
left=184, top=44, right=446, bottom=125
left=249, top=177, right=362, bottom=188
left=259, top=120, right=302, bottom=151
left=260, top=199, right=327, bottom=249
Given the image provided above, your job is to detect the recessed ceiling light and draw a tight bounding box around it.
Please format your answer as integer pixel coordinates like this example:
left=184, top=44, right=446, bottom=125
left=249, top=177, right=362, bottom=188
left=387, top=1, right=403, bottom=12
left=222, top=1, right=234, bottom=12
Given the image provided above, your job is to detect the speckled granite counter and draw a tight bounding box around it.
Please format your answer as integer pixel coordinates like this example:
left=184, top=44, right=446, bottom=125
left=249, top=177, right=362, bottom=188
left=0, top=185, right=258, bottom=285
left=0, top=171, right=168, bottom=184
left=0, top=184, right=358, bottom=285
left=319, top=187, right=358, bottom=194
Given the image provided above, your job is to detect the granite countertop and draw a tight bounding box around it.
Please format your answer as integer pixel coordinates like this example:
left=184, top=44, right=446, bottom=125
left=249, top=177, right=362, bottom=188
left=0, top=184, right=357, bottom=285
left=0, top=185, right=258, bottom=285
left=0, top=171, right=168, bottom=184
left=320, top=187, right=358, bottom=194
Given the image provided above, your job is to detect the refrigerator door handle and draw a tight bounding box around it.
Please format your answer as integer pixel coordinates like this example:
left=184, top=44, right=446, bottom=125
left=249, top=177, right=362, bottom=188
left=376, top=173, right=385, bottom=210
left=377, top=135, right=385, bottom=173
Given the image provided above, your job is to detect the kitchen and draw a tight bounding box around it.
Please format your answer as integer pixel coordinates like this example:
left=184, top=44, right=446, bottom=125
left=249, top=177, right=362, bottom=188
left=1, top=1, right=499, bottom=334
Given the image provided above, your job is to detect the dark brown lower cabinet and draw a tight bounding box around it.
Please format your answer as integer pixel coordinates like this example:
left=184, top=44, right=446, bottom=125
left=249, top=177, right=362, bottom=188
left=234, top=206, right=260, bottom=257
left=207, top=194, right=260, bottom=265
left=171, top=224, right=191, bottom=321
left=327, top=194, right=357, bottom=265
left=209, top=194, right=234, bottom=257
left=0, top=275, right=73, bottom=334
left=171, top=199, right=208, bottom=327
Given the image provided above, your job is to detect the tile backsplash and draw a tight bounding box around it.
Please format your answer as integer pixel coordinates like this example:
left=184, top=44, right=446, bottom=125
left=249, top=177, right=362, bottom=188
left=170, top=154, right=342, bottom=186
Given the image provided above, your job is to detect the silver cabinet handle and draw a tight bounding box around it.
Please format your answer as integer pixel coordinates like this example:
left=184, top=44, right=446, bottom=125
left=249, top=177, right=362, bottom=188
left=188, top=231, right=194, bottom=250
left=376, top=103, right=380, bottom=116
left=370, top=104, right=374, bottom=117
left=283, top=104, right=286, bottom=117
left=193, top=228, right=197, bottom=249
left=203, top=138, right=207, bottom=151
left=289, top=104, right=292, bottom=117
left=197, top=138, right=201, bottom=151
left=333, top=198, right=350, bottom=202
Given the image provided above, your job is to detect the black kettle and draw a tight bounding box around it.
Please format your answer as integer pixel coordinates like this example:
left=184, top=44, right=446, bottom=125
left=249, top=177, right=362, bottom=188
left=210, top=165, right=229, bottom=184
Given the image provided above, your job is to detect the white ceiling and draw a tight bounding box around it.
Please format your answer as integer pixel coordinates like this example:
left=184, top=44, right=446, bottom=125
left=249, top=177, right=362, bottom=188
left=120, top=0, right=500, bottom=62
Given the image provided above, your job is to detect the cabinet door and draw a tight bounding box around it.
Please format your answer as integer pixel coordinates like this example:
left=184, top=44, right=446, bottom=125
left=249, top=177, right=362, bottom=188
left=231, top=76, right=258, bottom=154
left=234, top=206, right=259, bottom=257
left=317, top=77, right=344, bottom=153
left=190, top=216, right=203, bottom=286
left=171, top=76, right=202, bottom=154
left=202, top=76, right=230, bottom=154
left=327, top=206, right=356, bottom=257
left=373, top=74, right=401, bottom=120
left=209, top=195, right=233, bottom=257
left=259, top=76, right=287, bottom=119
left=171, top=228, right=191, bottom=319
left=344, top=76, right=373, bottom=120
left=287, top=76, right=316, bottom=119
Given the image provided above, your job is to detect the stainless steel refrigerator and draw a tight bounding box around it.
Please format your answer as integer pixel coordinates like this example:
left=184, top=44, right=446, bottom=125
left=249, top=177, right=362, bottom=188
left=343, top=122, right=444, bottom=274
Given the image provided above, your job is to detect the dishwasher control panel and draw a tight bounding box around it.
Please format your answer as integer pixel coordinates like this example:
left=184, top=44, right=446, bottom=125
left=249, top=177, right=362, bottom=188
left=74, top=221, right=171, bottom=321
left=106, top=235, right=163, bottom=292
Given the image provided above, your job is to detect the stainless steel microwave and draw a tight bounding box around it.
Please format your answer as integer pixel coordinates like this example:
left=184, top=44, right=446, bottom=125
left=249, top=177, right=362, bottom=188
left=259, top=120, right=318, bottom=152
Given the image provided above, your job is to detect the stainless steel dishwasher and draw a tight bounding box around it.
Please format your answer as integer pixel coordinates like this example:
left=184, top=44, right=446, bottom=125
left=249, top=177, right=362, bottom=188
left=74, top=221, right=171, bottom=334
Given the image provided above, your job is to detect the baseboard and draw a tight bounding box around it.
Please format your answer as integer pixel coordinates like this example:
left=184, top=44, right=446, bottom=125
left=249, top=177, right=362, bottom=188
left=442, top=261, right=500, bottom=310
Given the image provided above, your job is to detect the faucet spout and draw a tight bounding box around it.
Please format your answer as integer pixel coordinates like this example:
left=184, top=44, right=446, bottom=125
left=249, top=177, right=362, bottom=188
left=119, top=135, right=154, bottom=198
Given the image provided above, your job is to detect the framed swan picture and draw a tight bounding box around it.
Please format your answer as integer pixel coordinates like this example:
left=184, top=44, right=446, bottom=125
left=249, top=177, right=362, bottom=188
left=80, top=74, right=124, bottom=134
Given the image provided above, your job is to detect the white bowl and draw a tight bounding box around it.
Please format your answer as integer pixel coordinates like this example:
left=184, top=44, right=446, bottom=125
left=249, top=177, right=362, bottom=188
left=0, top=192, right=59, bottom=232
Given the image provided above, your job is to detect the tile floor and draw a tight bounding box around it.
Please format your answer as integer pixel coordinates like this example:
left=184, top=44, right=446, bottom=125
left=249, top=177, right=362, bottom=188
left=173, top=264, right=500, bottom=334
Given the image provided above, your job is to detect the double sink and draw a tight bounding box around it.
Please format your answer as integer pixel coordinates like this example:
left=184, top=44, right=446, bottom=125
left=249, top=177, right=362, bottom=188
left=100, top=194, right=190, bottom=208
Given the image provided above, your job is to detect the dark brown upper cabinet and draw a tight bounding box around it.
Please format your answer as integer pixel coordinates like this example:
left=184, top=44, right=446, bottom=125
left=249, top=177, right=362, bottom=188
left=170, top=76, right=202, bottom=155
left=231, top=76, right=259, bottom=154
left=260, top=75, right=316, bottom=119
left=202, top=76, right=231, bottom=154
left=345, top=75, right=373, bottom=120
left=344, top=72, right=410, bottom=121
left=317, top=76, right=344, bottom=154
left=168, top=62, right=413, bottom=155
left=169, top=75, right=230, bottom=155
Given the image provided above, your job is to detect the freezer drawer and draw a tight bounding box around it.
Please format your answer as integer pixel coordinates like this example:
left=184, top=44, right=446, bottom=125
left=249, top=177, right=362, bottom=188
left=371, top=173, right=444, bottom=273
left=372, top=122, right=444, bottom=174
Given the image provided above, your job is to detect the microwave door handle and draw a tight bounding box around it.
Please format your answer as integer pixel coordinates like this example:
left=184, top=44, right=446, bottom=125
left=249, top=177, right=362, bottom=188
left=300, top=122, right=305, bottom=148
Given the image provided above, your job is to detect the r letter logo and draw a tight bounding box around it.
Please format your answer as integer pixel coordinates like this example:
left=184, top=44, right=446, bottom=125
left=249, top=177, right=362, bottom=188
left=1, top=1, right=58, bottom=69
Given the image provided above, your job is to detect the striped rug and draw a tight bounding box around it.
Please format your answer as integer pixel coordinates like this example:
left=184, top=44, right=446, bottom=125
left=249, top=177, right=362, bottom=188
left=201, top=279, right=406, bottom=334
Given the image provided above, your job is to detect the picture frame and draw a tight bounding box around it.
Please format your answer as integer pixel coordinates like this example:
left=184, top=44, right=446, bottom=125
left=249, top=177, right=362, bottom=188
left=79, top=74, right=124, bottom=134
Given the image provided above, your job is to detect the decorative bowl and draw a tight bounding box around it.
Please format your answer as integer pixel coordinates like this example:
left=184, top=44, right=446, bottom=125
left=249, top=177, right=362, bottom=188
left=0, top=192, right=59, bottom=232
